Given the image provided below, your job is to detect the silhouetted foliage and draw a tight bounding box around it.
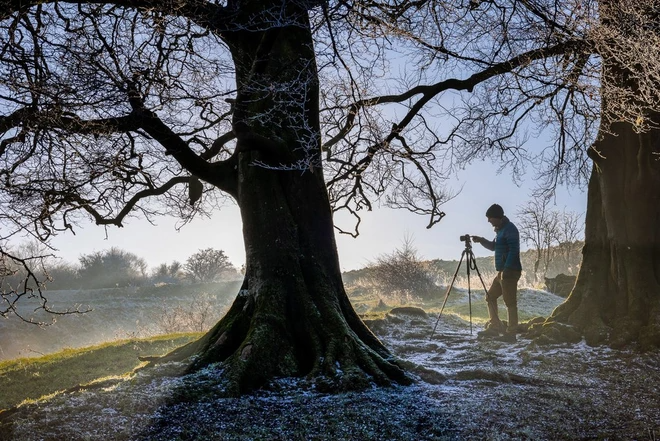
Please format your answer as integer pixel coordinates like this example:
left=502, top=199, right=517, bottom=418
left=184, top=248, right=235, bottom=283
left=78, top=247, right=147, bottom=289
left=151, top=261, right=185, bottom=284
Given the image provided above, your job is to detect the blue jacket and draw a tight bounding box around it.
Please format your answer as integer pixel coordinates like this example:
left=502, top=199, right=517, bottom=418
left=480, top=217, right=523, bottom=272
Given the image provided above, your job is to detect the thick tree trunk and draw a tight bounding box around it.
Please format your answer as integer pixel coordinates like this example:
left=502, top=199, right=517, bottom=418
left=162, top=2, right=409, bottom=395
left=194, top=165, right=410, bottom=395
left=551, top=121, right=660, bottom=348
left=546, top=3, right=660, bottom=349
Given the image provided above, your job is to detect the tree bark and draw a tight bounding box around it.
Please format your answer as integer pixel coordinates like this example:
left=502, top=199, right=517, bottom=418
left=551, top=121, right=660, bottom=348
left=161, top=2, right=410, bottom=395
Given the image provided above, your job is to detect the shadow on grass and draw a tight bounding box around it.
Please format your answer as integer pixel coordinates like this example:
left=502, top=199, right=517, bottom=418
left=135, top=371, right=461, bottom=441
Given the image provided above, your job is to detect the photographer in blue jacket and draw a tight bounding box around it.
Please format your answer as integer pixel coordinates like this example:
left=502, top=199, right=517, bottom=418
left=471, top=204, right=523, bottom=343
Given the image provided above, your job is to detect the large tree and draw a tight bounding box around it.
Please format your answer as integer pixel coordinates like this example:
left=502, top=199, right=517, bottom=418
left=184, top=248, right=234, bottom=282
left=2, top=0, right=660, bottom=394
left=548, top=3, right=660, bottom=348
left=0, top=0, right=432, bottom=394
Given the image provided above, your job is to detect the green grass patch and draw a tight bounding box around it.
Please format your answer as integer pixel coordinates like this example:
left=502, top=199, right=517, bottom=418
left=442, top=300, right=491, bottom=324
left=0, top=333, right=200, bottom=411
left=358, top=310, right=390, bottom=321
left=442, top=299, right=543, bottom=324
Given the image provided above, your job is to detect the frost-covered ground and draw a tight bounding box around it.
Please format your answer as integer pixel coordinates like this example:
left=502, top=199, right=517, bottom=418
left=2, top=289, right=660, bottom=440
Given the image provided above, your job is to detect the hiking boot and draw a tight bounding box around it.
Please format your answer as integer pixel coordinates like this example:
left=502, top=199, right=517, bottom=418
left=477, top=327, right=501, bottom=339
left=494, top=332, right=517, bottom=343
left=477, top=321, right=505, bottom=339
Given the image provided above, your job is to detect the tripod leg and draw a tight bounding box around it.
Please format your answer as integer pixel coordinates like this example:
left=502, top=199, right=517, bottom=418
left=466, top=265, right=473, bottom=334
left=469, top=249, right=491, bottom=295
left=430, top=251, right=466, bottom=340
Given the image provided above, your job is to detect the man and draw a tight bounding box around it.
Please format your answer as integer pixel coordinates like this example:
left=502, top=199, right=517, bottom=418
left=471, top=203, right=523, bottom=342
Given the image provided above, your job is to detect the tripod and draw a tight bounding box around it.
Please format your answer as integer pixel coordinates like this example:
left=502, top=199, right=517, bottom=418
left=430, top=235, right=490, bottom=339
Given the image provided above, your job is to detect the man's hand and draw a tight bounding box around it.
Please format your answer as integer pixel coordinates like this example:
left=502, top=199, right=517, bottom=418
left=471, top=235, right=484, bottom=244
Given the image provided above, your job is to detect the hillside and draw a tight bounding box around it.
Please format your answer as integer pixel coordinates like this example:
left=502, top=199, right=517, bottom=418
left=343, top=241, right=583, bottom=290
left=0, top=282, right=240, bottom=361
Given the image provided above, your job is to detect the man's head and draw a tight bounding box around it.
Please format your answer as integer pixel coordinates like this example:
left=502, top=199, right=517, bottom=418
left=486, top=203, right=504, bottom=228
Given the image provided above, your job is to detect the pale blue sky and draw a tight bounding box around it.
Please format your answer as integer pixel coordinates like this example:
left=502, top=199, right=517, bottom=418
left=49, top=160, right=587, bottom=272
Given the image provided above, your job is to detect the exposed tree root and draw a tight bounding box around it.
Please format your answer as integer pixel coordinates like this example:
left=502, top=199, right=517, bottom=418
left=145, top=279, right=412, bottom=396
left=523, top=296, right=660, bottom=350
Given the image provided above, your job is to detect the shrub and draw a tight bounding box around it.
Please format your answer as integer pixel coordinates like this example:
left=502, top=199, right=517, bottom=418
left=367, top=237, right=437, bottom=302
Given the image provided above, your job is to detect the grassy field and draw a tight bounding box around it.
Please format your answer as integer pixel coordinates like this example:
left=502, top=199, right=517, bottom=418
left=0, top=333, right=200, bottom=411
left=0, top=282, right=239, bottom=361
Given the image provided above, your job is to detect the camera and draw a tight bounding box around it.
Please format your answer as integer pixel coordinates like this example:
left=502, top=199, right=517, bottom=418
left=459, top=234, right=471, bottom=243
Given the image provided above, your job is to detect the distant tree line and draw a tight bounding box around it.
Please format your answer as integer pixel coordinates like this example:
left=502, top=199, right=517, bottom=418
left=0, top=245, right=240, bottom=291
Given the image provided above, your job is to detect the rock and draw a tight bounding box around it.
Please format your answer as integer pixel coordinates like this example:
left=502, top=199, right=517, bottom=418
left=531, top=322, right=582, bottom=344
left=520, top=316, right=546, bottom=333
left=398, top=360, right=446, bottom=384
left=544, top=273, right=577, bottom=298
left=535, top=334, right=555, bottom=346
left=385, top=315, right=405, bottom=324
left=527, top=316, right=547, bottom=326
left=415, top=367, right=446, bottom=385
left=553, top=323, right=582, bottom=343
left=388, top=306, right=428, bottom=318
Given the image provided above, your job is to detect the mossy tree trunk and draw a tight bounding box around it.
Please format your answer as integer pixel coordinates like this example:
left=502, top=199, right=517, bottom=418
left=165, top=0, right=409, bottom=395
left=551, top=120, right=660, bottom=348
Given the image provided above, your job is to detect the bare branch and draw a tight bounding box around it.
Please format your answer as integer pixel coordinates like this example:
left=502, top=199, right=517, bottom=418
left=324, top=39, right=586, bottom=157
left=77, top=176, right=188, bottom=227
left=0, top=246, right=91, bottom=324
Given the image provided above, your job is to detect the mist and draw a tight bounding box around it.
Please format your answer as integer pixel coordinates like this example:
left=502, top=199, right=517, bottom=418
left=0, top=282, right=240, bottom=361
